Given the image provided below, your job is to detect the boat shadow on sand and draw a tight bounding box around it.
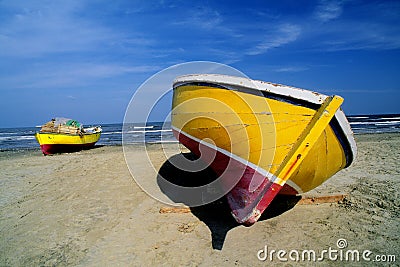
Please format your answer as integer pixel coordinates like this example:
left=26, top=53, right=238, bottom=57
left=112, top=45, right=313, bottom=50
left=157, top=152, right=301, bottom=250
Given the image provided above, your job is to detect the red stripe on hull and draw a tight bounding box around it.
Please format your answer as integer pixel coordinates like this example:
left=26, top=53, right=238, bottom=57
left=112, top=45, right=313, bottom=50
left=173, top=129, right=288, bottom=224
left=40, top=142, right=96, bottom=155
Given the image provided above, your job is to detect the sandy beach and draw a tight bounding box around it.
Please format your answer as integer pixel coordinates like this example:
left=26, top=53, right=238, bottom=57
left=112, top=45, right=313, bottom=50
left=1, top=133, right=399, bottom=266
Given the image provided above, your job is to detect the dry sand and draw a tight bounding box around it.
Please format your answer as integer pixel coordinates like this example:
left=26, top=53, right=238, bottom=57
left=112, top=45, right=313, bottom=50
left=0, top=133, right=399, bottom=266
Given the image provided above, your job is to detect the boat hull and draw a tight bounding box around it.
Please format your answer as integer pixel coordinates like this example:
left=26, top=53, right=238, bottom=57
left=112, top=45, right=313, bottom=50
left=35, top=132, right=101, bottom=155
left=171, top=74, right=356, bottom=224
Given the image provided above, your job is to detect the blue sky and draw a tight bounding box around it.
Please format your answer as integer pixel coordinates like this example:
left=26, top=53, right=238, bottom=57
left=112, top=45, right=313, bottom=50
left=0, top=0, right=399, bottom=127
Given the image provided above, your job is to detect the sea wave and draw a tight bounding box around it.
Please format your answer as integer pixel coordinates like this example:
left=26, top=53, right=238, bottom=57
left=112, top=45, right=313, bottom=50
left=350, top=121, right=400, bottom=125
left=133, top=126, right=154, bottom=129
left=124, top=129, right=172, bottom=134
left=0, top=136, right=36, bottom=141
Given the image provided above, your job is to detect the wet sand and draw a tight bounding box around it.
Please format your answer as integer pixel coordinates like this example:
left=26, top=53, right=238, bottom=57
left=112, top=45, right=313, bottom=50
left=0, top=133, right=399, bottom=266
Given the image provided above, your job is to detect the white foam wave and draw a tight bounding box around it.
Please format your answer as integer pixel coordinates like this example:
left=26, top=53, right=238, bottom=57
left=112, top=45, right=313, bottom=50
left=349, top=116, right=369, bottom=119
left=125, top=129, right=172, bottom=134
left=0, top=136, right=36, bottom=141
left=134, top=126, right=154, bottom=129
left=379, top=117, right=400, bottom=120
left=102, top=131, right=123, bottom=135
left=350, top=121, right=400, bottom=125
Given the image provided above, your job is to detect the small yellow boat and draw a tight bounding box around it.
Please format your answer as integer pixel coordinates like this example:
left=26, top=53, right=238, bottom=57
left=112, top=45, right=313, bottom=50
left=35, top=118, right=102, bottom=155
left=171, top=74, right=356, bottom=224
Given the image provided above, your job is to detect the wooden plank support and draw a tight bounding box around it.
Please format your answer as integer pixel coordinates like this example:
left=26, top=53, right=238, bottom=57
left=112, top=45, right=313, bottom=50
left=298, top=194, right=347, bottom=205
left=159, top=206, right=192, bottom=214
left=159, top=194, right=347, bottom=214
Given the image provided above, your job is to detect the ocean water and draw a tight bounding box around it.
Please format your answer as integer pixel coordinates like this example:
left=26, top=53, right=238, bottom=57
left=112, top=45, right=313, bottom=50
left=0, top=114, right=399, bottom=151
left=347, top=114, right=400, bottom=134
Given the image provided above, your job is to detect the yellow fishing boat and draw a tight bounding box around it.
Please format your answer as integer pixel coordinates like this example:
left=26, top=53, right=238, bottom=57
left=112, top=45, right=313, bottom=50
left=171, top=74, right=356, bottom=225
left=35, top=118, right=102, bottom=155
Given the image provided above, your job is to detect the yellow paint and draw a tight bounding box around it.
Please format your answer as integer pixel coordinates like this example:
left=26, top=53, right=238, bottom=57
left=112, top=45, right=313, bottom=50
left=172, top=84, right=347, bottom=194
left=272, top=96, right=343, bottom=186
left=172, top=85, right=276, bottom=171
left=35, top=132, right=101, bottom=145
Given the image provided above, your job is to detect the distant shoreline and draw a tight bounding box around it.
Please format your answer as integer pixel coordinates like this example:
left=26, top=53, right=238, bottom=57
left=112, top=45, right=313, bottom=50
left=1, top=113, right=400, bottom=129
left=1, top=115, right=399, bottom=151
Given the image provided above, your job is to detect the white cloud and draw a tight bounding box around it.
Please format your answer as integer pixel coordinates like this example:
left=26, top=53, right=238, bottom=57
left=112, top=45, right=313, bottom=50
left=246, top=24, right=301, bottom=55
left=1, top=63, right=162, bottom=89
left=274, top=66, right=309, bottom=73
left=0, top=1, right=163, bottom=92
left=316, top=20, right=400, bottom=51
left=172, top=6, right=222, bottom=30
left=0, top=1, right=156, bottom=58
left=0, top=1, right=120, bottom=57
left=305, top=1, right=400, bottom=51
left=314, top=0, right=343, bottom=22
left=171, top=6, right=242, bottom=39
